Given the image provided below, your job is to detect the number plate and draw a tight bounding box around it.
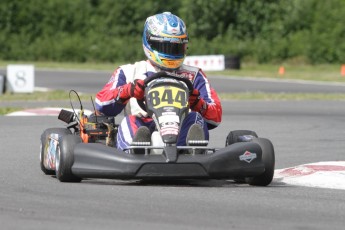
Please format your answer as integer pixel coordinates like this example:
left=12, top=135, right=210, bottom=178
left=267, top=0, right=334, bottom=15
left=147, top=86, right=187, bottom=109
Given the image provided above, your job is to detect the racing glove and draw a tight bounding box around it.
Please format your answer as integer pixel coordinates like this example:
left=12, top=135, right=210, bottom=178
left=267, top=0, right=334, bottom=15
left=189, top=89, right=207, bottom=115
left=115, top=79, right=145, bottom=103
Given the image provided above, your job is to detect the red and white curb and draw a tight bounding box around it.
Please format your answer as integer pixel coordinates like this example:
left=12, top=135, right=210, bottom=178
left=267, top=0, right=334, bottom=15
left=274, top=161, right=345, bottom=190
left=6, top=107, right=92, bottom=116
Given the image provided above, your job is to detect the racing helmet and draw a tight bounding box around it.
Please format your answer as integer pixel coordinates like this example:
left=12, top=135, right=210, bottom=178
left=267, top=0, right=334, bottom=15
left=143, top=12, right=188, bottom=70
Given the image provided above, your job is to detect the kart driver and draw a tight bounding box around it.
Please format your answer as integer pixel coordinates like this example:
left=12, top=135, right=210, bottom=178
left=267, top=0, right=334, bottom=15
left=95, top=12, right=222, bottom=153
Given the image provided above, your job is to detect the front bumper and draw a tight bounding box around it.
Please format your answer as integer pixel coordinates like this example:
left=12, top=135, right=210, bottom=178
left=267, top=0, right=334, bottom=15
left=71, top=142, right=265, bottom=180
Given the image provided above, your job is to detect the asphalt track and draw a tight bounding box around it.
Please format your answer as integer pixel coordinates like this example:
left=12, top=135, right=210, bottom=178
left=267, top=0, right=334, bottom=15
left=1, top=68, right=345, bottom=229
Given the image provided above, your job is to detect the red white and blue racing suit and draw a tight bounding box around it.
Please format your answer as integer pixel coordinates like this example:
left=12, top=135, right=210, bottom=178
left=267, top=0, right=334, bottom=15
left=95, top=60, right=222, bottom=151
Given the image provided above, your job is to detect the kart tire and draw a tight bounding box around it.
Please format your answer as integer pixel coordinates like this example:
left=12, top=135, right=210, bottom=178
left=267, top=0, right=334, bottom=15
left=226, top=130, right=258, bottom=183
left=55, top=134, right=82, bottom=182
left=247, top=138, right=275, bottom=186
left=225, top=130, right=258, bottom=146
left=40, top=128, right=72, bottom=175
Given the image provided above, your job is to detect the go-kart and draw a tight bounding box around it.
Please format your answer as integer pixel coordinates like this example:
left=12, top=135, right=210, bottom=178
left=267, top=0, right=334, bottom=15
left=40, top=72, right=275, bottom=186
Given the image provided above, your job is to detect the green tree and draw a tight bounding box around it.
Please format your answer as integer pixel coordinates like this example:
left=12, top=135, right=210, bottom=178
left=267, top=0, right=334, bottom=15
left=0, top=0, right=344, bottom=64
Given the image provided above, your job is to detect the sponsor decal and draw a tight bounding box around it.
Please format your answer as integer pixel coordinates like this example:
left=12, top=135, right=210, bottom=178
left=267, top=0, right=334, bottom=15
left=160, top=127, right=179, bottom=136
left=158, top=70, right=196, bottom=82
left=163, top=107, right=176, bottom=112
left=162, top=112, right=177, bottom=116
left=239, top=151, right=257, bottom=163
left=174, top=70, right=195, bottom=81
left=160, top=122, right=179, bottom=128
left=238, top=135, right=254, bottom=142
left=159, top=114, right=179, bottom=123
left=46, top=134, right=59, bottom=170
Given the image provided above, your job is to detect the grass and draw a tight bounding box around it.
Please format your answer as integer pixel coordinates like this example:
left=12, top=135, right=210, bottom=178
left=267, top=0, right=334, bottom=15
left=0, top=60, right=119, bottom=71
left=219, top=92, right=345, bottom=101
left=0, top=107, right=23, bottom=115
left=0, top=90, right=94, bottom=115
left=0, top=90, right=93, bottom=101
left=210, top=63, right=345, bottom=83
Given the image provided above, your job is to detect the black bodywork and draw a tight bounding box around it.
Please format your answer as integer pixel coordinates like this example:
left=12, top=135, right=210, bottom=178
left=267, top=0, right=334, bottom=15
left=72, top=141, right=264, bottom=180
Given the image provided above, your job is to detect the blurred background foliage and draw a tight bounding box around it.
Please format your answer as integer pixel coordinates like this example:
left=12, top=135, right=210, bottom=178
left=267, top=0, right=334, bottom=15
left=0, top=0, right=344, bottom=64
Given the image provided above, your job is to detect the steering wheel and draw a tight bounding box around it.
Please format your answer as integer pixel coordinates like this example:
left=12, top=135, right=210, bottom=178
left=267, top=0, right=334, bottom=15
left=137, top=72, right=194, bottom=112
left=144, top=72, right=194, bottom=93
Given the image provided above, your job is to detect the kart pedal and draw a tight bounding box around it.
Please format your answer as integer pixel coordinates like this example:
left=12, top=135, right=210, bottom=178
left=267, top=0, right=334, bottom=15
left=131, top=126, right=151, bottom=154
left=186, top=124, right=206, bottom=154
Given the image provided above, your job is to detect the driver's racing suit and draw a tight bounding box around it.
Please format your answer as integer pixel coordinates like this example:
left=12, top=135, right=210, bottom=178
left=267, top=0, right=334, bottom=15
left=95, top=60, right=222, bottom=151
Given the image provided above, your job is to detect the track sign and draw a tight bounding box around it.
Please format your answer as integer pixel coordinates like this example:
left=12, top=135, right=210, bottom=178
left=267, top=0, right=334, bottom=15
left=184, top=55, right=225, bottom=71
left=7, top=64, right=35, bottom=93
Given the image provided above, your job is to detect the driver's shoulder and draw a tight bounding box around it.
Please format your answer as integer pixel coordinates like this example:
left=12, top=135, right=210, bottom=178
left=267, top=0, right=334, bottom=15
left=175, top=64, right=201, bottom=82
left=120, top=60, right=147, bottom=71
left=120, top=60, right=148, bottom=82
left=179, top=63, right=200, bottom=73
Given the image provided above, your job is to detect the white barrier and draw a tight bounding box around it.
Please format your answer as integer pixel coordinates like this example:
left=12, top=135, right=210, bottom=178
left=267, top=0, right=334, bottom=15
left=0, top=74, right=5, bottom=95
left=184, top=55, right=225, bottom=71
left=7, top=64, right=35, bottom=93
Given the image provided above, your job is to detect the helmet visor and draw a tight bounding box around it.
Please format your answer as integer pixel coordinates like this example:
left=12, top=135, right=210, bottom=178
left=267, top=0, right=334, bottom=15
left=150, top=41, right=187, bottom=56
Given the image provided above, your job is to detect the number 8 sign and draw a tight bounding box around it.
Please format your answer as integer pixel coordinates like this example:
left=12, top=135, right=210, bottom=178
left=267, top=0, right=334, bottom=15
left=7, top=65, right=35, bottom=93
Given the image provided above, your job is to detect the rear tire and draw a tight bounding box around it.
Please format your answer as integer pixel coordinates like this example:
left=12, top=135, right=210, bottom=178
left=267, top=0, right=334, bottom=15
left=247, top=138, right=275, bottom=186
left=225, top=130, right=258, bottom=146
left=55, top=134, right=82, bottom=182
left=40, top=128, right=72, bottom=175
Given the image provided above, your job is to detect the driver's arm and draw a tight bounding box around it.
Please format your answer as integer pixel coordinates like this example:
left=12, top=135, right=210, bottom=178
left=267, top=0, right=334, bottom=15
left=189, top=70, right=222, bottom=129
left=95, top=68, right=144, bottom=116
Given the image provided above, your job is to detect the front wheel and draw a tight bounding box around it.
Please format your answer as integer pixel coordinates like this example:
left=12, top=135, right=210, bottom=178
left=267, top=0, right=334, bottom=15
left=55, top=134, right=82, bottom=182
left=226, top=130, right=259, bottom=184
left=247, top=138, right=275, bottom=186
left=40, top=128, right=72, bottom=175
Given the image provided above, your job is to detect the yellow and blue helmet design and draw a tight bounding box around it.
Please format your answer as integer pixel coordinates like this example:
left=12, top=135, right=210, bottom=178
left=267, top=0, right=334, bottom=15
left=143, top=12, right=188, bottom=70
